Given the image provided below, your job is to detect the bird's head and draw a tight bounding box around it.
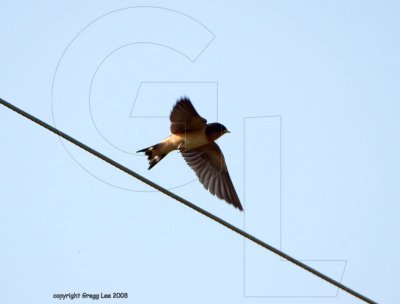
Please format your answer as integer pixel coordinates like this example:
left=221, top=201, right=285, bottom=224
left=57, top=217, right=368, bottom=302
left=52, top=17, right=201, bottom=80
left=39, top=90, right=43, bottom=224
left=206, top=123, right=230, bottom=141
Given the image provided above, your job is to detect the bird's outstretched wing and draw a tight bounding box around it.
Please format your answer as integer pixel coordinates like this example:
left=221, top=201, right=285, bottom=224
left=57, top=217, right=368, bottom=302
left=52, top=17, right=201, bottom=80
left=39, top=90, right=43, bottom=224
left=170, top=97, right=207, bottom=134
left=181, top=142, right=243, bottom=210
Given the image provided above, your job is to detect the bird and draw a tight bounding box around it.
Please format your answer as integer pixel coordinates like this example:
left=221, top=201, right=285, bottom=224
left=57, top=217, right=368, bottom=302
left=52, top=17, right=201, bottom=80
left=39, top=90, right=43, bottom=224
left=137, top=97, right=243, bottom=211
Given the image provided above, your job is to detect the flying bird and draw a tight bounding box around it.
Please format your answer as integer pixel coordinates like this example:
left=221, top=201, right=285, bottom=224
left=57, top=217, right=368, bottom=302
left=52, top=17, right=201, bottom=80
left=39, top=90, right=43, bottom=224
left=137, top=97, right=243, bottom=211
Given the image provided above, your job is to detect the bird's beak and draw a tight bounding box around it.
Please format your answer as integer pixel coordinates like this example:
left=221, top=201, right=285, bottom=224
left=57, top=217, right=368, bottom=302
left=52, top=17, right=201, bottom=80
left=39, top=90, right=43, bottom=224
left=226, top=130, right=231, bottom=134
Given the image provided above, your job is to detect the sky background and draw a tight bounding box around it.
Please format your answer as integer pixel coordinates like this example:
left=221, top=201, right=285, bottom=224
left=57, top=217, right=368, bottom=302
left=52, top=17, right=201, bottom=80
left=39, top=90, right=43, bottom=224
left=1, top=1, right=399, bottom=303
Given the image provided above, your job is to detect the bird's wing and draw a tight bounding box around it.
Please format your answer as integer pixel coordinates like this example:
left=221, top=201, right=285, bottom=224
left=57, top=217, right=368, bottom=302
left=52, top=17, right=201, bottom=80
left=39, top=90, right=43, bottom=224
left=170, top=97, right=207, bottom=134
left=181, top=142, right=243, bottom=210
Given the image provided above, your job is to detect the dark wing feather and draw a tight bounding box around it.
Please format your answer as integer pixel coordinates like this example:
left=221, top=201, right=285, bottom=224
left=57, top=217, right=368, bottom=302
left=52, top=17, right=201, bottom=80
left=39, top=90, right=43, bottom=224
left=181, top=143, right=243, bottom=210
left=170, top=97, right=207, bottom=134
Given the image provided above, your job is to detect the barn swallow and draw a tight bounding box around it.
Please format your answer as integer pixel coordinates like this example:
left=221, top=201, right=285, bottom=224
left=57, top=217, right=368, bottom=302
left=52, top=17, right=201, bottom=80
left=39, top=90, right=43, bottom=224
left=137, top=97, right=243, bottom=211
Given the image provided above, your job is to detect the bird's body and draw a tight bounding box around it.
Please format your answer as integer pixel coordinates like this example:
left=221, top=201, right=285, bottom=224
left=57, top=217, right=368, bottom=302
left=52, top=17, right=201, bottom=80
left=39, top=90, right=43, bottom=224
left=165, top=127, right=209, bottom=151
left=137, top=97, right=243, bottom=211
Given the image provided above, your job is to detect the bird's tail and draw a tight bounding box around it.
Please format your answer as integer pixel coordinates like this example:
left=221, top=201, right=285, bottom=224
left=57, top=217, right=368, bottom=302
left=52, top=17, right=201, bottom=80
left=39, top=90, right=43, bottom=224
left=137, top=143, right=167, bottom=170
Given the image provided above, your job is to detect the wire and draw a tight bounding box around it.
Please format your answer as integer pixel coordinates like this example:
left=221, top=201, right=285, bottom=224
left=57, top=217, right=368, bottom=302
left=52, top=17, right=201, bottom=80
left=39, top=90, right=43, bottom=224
left=0, top=97, right=377, bottom=304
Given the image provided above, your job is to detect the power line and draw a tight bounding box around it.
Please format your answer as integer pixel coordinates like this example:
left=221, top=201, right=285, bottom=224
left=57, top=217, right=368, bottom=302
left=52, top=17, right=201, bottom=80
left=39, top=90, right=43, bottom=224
left=0, top=97, right=377, bottom=304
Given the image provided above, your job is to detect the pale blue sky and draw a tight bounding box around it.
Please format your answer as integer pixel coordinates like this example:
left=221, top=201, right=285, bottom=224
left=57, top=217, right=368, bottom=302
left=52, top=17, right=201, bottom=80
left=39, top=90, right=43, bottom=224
left=1, top=1, right=400, bottom=303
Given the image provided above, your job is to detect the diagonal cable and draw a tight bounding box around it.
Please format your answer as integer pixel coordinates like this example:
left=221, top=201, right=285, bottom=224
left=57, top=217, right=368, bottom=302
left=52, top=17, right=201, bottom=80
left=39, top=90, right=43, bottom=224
left=0, top=97, right=377, bottom=304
